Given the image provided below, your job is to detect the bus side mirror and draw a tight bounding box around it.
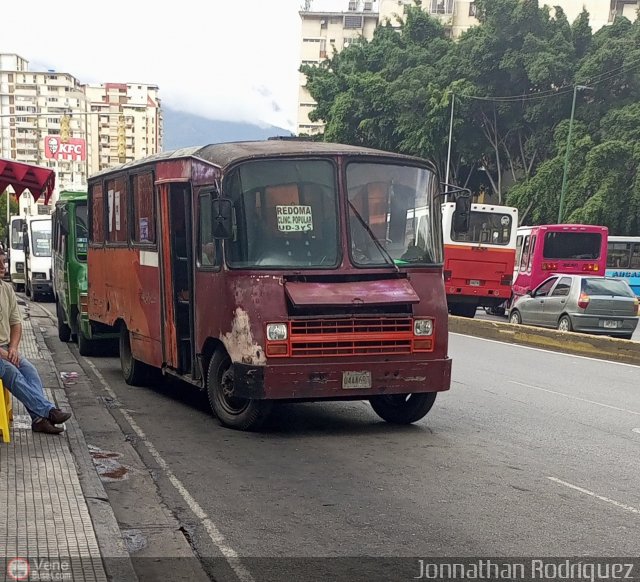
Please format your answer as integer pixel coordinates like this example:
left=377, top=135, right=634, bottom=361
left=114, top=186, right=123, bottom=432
left=453, top=196, right=471, bottom=233
left=211, top=198, right=233, bottom=240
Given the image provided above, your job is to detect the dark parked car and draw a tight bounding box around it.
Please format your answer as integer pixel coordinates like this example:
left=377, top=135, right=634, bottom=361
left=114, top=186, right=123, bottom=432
left=509, top=275, right=639, bottom=340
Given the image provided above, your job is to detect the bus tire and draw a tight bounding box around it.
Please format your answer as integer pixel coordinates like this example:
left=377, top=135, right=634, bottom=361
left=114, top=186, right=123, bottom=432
left=206, top=350, right=272, bottom=431
left=56, top=301, right=72, bottom=342
left=119, top=327, right=149, bottom=386
left=369, top=392, right=437, bottom=424
left=77, top=314, right=93, bottom=357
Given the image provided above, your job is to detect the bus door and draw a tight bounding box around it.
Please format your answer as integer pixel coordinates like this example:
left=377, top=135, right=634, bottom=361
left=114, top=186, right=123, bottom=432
left=159, top=183, right=195, bottom=375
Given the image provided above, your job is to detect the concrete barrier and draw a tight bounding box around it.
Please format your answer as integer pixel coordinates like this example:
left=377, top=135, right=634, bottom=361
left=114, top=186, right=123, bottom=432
left=449, top=316, right=640, bottom=366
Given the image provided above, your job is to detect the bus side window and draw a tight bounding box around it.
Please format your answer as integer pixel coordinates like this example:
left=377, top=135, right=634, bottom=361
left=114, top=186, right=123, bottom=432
left=199, top=193, right=216, bottom=267
left=526, top=235, right=536, bottom=272
left=519, top=235, right=530, bottom=272
left=631, top=243, right=640, bottom=269
left=515, top=235, right=523, bottom=267
left=90, top=183, right=105, bottom=244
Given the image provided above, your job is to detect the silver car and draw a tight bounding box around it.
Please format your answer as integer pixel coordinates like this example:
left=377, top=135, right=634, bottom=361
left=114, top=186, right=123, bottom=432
left=509, top=275, right=639, bottom=340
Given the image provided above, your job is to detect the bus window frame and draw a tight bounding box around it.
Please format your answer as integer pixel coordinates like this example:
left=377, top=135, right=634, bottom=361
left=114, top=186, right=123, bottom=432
left=89, top=180, right=106, bottom=249
left=130, top=170, right=158, bottom=250
left=526, top=235, right=536, bottom=272
left=345, top=159, right=442, bottom=270
left=104, top=174, right=130, bottom=249
left=222, top=156, right=343, bottom=271
left=196, top=188, right=221, bottom=272
left=519, top=235, right=530, bottom=272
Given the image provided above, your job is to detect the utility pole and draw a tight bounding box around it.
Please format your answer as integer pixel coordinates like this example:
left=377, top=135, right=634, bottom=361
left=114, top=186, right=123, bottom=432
left=445, top=91, right=455, bottom=197
left=558, top=85, right=590, bottom=224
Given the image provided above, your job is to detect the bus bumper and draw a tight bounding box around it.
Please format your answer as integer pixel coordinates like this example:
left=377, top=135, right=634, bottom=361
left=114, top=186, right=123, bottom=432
left=32, top=280, right=53, bottom=295
left=233, top=357, right=452, bottom=400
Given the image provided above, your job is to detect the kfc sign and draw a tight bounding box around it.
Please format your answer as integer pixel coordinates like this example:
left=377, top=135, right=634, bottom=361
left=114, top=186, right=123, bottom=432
left=45, top=136, right=86, bottom=161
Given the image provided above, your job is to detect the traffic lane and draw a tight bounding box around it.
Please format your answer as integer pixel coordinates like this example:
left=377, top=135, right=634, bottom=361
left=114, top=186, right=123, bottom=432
left=81, top=352, right=640, bottom=559
left=448, top=333, right=640, bottom=519
left=475, top=308, right=640, bottom=341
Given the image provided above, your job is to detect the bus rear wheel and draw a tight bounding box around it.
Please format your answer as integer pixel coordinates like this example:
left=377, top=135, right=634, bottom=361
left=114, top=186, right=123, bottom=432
left=369, top=392, right=437, bottom=424
left=206, top=350, right=272, bottom=431
left=119, top=327, right=150, bottom=386
left=77, top=314, right=94, bottom=357
left=56, top=301, right=72, bottom=343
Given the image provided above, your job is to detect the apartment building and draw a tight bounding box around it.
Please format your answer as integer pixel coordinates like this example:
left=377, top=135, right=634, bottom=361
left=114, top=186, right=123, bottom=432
left=0, top=53, right=163, bottom=214
left=297, top=0, right=639, bottom=135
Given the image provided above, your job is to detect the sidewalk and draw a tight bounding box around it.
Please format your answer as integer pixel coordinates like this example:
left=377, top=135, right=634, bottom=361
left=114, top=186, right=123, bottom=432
left=0, top=301, right=136, bottom=581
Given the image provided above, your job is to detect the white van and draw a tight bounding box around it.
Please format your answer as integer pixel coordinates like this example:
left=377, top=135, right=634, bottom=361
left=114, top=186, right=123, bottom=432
left=23, top=215, right=53, bottom=301
left=9, top=216, right=26, bottom=291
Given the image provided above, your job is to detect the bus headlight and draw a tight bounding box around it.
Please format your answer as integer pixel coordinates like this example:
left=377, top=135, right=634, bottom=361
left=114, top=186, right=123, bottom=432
left=266, top=323, right=288, bottom=341
left=414, top=319, right=433, bottom=336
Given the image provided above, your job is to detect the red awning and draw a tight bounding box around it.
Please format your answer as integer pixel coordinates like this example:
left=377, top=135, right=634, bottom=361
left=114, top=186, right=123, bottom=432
left=0, top=158, right=56, bottom=204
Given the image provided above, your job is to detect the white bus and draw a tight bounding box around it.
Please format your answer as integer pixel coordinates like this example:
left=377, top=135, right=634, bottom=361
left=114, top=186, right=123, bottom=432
left=9, top=216, right=26, bottom=291
left=23, top=215, right=53, bottom=301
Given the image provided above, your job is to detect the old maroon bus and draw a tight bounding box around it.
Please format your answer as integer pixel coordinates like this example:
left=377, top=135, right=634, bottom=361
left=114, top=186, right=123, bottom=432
left=87, top=141, right=453, bottom=430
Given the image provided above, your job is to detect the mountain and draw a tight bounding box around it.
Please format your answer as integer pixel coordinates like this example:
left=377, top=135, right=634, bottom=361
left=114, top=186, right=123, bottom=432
left=162, top=107, right=293, bottom=150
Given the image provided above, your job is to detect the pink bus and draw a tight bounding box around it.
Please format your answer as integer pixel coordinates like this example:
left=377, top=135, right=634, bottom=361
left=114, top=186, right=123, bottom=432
left=511, top=224, right=608, bottom=304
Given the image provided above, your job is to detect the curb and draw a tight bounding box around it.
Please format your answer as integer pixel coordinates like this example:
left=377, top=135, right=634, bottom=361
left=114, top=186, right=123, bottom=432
left=29, top=304, right=139, bottom=582
left=449, top=315, right=640, bottom=366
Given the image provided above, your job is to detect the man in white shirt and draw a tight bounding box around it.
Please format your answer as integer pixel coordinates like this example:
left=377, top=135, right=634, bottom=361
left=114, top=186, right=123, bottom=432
left=0, top=250, right=71, bottom=434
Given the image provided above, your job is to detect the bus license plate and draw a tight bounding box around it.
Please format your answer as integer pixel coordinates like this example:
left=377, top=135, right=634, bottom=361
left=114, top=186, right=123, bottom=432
left=469, top=280, right=480, bottom=286
left=603, top=320, right=618, bottom=329
left=342, top=371, right=371, bottom=389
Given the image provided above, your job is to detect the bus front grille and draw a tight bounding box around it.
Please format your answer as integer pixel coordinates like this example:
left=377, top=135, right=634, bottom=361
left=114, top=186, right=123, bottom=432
left=289, top=318, right=413, bottom=357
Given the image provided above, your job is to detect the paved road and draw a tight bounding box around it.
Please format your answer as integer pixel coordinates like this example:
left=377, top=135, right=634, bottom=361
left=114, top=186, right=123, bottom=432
left=36, top=299, right=640, bottom=580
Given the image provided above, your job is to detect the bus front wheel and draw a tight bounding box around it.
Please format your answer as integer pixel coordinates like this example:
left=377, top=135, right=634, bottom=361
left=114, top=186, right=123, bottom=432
left=119, top=327, right=150, bottom=386
left=369, top=392, right=437, bottom=424
left=56, top=301, right=72, bottom=343
left=206, top=350, right=272, bottom=431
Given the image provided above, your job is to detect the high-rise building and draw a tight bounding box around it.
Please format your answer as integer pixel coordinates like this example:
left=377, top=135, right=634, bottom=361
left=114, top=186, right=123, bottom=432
left=297, top=0, right=639, bottom=135
left=0, top=53, right=163, bottom=214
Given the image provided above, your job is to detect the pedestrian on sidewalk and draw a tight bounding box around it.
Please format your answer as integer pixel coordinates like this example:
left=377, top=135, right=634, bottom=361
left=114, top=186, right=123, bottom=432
left=0, top=250, right=71, bottom=434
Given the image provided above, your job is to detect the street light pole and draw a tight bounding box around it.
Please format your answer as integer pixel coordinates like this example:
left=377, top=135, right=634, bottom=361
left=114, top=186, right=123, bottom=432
left=558, top=84, right=590, bottom=224
left=445, top=91, right=455, bottom=197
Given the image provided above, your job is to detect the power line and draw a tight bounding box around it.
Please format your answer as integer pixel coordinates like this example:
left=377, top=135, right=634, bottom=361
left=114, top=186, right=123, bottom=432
left=456, top=55, right=640, bottom=104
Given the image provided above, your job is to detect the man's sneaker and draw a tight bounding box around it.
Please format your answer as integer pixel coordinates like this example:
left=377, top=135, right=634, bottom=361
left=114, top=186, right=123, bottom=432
left=32, top=418, right=64, bottom=435
left=49, top=408, right=72, bottom=425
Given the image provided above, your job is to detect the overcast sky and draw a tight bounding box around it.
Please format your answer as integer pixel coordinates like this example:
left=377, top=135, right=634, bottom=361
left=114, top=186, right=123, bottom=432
left=1, top=0, right=354, bottom=131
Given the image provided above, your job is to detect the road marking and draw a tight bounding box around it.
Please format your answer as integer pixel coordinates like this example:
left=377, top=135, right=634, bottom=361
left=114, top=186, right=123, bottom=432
left=509, top=381, right=640, bottom=416
left=451, top=332, right=640, bottom=369
left=84, top=358, right=254, bottom=582
left=548, top=477, right=640, bottom=515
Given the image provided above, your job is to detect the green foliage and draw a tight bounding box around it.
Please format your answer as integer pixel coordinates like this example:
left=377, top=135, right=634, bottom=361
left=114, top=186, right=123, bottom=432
left=0, top=192, right=19, bottom=243
left=300, top=0, right=640, bottom=234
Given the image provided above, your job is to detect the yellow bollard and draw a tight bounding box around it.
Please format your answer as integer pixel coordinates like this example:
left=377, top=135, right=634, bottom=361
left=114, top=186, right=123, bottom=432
left=0, top=379, right=12, bottom=443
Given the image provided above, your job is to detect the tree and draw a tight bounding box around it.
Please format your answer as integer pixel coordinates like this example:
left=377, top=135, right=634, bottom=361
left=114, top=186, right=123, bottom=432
left=0, top=191, right=20, bottom=243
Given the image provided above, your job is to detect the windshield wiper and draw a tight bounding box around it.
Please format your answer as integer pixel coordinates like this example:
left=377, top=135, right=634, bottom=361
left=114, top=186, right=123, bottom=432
left=347, top=200, right=399, bottom=272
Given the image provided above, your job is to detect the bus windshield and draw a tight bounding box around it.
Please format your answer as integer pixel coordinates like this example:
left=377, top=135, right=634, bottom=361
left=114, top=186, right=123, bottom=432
left=75, top=204, right=89, bottom=261
left=543, top=232, right=601, bottom=260
left=346, top=163, right=440, bottom=266
left=11, top=220, right=24, bottom=250
left=451, top=211, right=513, bottom=245
left=226, top=159, right=339, bottom=268
left=30, top=220, right=52, bottom=257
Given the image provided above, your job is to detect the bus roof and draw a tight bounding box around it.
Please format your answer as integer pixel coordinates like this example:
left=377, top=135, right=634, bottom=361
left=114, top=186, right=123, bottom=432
left=608, top=235, right=640, bottom=243
left=518, top=224, right=608, bottom=232
left=88, top=140, right=434, bottom=179
left=57, top=190, right=87, bottom=203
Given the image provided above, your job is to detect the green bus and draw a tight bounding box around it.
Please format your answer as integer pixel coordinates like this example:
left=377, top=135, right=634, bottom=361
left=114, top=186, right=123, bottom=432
left=52, top=191, right=115, bottom=355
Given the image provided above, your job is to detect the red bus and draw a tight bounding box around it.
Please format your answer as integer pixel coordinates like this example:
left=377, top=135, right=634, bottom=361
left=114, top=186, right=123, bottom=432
left=511, top=224, right=609, bottom=304
left=87, top=141, right=456, bottom=430
left=440, top=202, right=518, bottom=318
